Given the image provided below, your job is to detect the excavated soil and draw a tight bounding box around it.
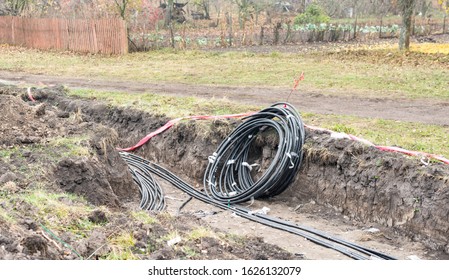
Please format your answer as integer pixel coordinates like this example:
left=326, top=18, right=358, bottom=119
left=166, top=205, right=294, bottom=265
left=0, top=84, right=297, bottom=260
left=1, top=84, right=449, bottom=259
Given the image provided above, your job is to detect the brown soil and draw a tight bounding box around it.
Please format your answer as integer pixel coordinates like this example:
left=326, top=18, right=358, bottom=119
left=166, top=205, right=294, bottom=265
left=1, top=70, right=449, bottom=126
left=1, top=85, right=449, bottom=260
left=0, top=85, right=298, bottom=260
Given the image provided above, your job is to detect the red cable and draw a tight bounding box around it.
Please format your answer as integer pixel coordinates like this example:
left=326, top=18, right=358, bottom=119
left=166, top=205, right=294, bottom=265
left=118, top=112, right=255, bottom=152
left=119, top=113, right=449, bottom=165
left=27, top=87, right=36, bottom=102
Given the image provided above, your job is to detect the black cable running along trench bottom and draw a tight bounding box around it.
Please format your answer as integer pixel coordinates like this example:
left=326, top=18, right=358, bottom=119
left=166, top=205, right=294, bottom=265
left=120, top=103, right=396, bottom=260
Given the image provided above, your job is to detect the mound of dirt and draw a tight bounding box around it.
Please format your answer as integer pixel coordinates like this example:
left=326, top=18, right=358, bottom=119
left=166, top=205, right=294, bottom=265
left=0, top=84, right=297, bottom=260
left=0, top=85, right=138, bottom=207
left=0, top=95, right=59, bottom=146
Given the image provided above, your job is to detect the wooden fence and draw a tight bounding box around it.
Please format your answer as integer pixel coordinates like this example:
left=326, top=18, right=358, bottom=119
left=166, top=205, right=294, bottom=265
left=0, top=16, right=128, bottom=55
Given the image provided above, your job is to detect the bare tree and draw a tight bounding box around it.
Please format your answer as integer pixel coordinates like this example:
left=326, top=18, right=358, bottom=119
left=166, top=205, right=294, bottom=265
left=164, top=0, right=174, bottom=27
left=439, top=0, right=449, bottom=33
left=114, top=0, right=130, bottom=20
left=399, top=0, right=416, bottom=50
left=193, top=0, right=211, bottom=19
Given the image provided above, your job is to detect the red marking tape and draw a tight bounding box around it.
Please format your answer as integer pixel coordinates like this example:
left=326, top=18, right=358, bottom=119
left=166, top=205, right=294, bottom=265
left=27, top=87, right=36, bottom=102
left=120, top=114, right=449, bottom=165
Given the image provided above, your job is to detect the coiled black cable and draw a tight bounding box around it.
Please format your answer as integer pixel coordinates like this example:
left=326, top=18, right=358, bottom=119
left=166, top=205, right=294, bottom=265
left=204, top=103, right=305, bottom=203
left=119, top=103, right=396, bottom=260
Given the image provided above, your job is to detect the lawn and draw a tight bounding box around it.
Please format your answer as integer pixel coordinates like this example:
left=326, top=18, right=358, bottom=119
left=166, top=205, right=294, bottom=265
left=1, top=43, right=447, bottom=99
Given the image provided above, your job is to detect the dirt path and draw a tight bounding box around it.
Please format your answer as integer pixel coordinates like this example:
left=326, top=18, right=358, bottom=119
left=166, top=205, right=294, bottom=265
left=1, top=70, right=448, bottom=126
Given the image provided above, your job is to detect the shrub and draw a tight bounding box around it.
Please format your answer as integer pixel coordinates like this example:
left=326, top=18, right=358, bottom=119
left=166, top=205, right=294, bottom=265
left=294, top=4, right=330, bottom=25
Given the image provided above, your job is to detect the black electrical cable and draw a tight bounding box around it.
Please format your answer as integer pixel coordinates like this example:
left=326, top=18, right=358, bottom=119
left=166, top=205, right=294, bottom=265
left=204, top=103, right=305, bottom=203
left=119, top=103, right=396, bottom=260
left=119, top=152, right=396, bottom=260
left=122, top=155, right=165, bottom=211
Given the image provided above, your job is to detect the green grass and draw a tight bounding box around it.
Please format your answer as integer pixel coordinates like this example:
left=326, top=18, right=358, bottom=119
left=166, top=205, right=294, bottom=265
left=1, top=45, right=448, bottom=99
left=19, top=188, right=97, bottom=233
left=0, top=204, right=15, bottom=224
left=46, top=136, right=91, bottom=158
left=104, top=232, right=138, bottom=260
left=187, top=227, right=215, bottom=240
left=69, top=88, right=260, bottom=118
left=0, top=135, right=91, bottom=182
left=131, top=211, right=157, bottom=225
left=304, top=113, right=449, bottom=157
left=68, top=88, right=449, bottom=158
left=181, top=246, right=198, bottom=258
left=0, top=135, right=90, bottom=162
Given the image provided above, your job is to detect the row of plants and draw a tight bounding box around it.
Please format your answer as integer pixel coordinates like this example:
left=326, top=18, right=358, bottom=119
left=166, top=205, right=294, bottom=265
left=130, top=22, right=433, bottom=50
left=290, top=23, right=401, bottom=33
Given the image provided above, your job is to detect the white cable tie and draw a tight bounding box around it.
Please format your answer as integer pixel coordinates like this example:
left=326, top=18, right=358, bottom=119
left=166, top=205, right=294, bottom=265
left=286, top=152, right=295, bottom=169
left=227, top=159, right=236, bottom=165
left=228, top=191, right=237, bottom=196
left=242, top=162, right=252, bottom=171
left=248, top=197, right=255, bottom=207
left=208, top=152, right=218, bottom=163
left=208, top=155, right=216, bottom=163
left=248, top=134, right=253, bottom=139
left=206, top=180, right=215, bottom=188
left=231, top=182, right=237, bottom=187
left=242, top=162, right=260, bottom=171
left=251, top=163, right=260, bottom=170
left=420, top=156, right=430, bottom=166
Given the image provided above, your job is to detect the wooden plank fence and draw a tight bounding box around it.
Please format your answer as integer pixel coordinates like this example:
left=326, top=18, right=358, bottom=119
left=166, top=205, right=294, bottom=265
left=0, top=16, right=128, bottom=55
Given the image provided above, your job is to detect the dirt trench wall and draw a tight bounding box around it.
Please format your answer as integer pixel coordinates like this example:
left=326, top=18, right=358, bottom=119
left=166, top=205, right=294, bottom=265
left=285, top=132, right=449, bottom=251
left=46, top=91, right=449, bottom=252
left=0, top=85, right=139, bottom=208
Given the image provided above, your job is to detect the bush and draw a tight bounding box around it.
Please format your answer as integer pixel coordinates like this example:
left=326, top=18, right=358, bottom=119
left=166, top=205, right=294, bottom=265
left=294, top=4, right=330, bottom=25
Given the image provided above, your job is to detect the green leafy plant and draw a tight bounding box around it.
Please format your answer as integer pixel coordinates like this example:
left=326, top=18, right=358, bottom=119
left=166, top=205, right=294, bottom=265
left=294, top=4, right=330, bottom=25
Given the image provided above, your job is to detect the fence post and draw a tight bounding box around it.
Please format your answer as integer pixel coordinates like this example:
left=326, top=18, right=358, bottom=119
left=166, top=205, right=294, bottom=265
left=11, top=16, right=15, bottom=44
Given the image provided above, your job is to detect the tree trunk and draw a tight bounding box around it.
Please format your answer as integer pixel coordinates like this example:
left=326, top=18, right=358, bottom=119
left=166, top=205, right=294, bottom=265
left=169, top=23, right=175, bottom=48
left=226, top=12, right=233, bottom=47
left=203, top=1, right=211, bottom=20
left=273, top=22, right=281, bottom=45
left=164, top=0, right=174, bottom=28
left=399, top=0, right=416, bottom=50
left=444, top=14, right=447, bottom=34
left=353, top=1, right=358, bottom=39
left=379, top=15, right=383, bottom=39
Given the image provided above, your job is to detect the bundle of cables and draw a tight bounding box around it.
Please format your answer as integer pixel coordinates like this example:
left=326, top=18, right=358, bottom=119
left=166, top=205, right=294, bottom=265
left=119, top=103, right=396, bottom=259
left=121, top=155, right=165, bottom=211
left=204, top=102, right=305, bottom=203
